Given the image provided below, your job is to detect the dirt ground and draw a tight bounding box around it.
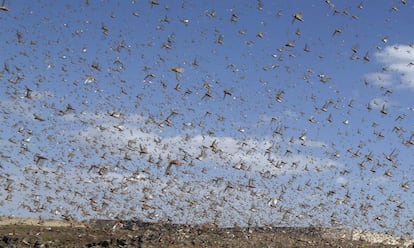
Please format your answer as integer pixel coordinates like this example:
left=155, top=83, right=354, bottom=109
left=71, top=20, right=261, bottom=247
left=0, top=217, right=411, bottom=247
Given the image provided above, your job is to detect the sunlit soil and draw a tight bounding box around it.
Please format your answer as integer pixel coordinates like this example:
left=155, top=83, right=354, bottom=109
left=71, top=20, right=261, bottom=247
left=0, top=217, right=412, bottom=247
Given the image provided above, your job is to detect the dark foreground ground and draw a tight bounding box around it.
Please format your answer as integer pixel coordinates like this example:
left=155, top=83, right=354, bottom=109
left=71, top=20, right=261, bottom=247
left=0, top=217, right=412, bottom=247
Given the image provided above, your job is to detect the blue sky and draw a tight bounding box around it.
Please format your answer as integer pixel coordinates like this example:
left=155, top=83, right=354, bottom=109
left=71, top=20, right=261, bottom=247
left=0, top=0, right=413, bottom=238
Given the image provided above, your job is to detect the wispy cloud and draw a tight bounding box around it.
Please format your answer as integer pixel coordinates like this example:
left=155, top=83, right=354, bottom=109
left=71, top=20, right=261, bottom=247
left=368, top=97, right=388, bottom=110
left=69, top=111, right=341, bottom=176
left=366, top=44, right=414, bottom=91
left=364, top=72, right=394, bottom=88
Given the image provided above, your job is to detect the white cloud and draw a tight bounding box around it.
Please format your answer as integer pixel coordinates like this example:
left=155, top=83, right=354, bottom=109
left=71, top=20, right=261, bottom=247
left=364, top=72, right=394, bottom=88
left=70, top=118, right=341, bottom=176
left=368, top=175, right=390, bottom=185
left=368, top=44, right=414, bottom=90
left=369, top=97, right=388, bottom=110
left=376, top=45, right=414, bottom=65
left=336, top=176, right=348, bottom=185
